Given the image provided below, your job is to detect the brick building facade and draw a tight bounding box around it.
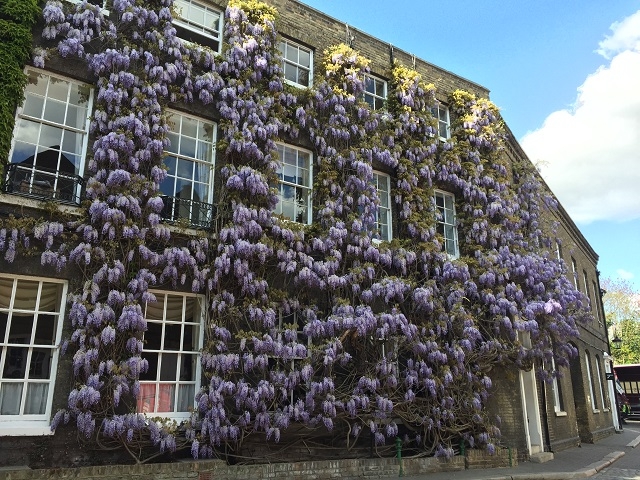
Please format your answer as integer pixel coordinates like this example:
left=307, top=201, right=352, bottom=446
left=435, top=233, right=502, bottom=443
left=0, top=0, right=614, bottom=471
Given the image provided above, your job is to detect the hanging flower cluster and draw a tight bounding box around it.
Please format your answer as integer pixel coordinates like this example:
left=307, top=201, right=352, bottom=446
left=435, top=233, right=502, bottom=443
left=0, top=0, right=592, bottom=465
left=38, top=0, right=190, bottom=453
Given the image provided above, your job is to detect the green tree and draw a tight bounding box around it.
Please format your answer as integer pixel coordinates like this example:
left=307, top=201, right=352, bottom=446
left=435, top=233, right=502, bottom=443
left=602, top=278, right=640, bottom=364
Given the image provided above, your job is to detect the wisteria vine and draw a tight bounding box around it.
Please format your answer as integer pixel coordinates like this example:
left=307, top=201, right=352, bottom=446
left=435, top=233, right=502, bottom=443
left=0, top=0, right=592, bottom=465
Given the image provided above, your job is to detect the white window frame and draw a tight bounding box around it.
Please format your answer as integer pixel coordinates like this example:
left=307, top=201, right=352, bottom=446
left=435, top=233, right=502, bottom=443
left=555, top=241, right=562, bottom=261
left=279, top=39, right=313, bottom=88
left=372, top=171, right=392, bottom=241
left=595, top=355, right=608, bottom=411
left=0, top=275, right=67, bottom=436
left=272, top=311, right=310, bottom=406
left=274, top=143, right=313, bottom=225
left=550, top=357, right=566, bottom=415
left=275, top=311, right=311, bottom=359
left=434, top=190, right=459, bottom=258
left=571, top=257, right=578, bottom=289
left=65, top=0, right=109, bottom=11
left=363, top=74, right=387, bottom=110
left=173, top=0, right=223, bottom=53
left=8, top=68, right=93, bottom=203
left=139, top=291, right=205, bottom=421
left=585, top=352, right=599, bottom=412
left=161, top=110, right=216, bottom=227
left=431, top=104, right=451, bottom=140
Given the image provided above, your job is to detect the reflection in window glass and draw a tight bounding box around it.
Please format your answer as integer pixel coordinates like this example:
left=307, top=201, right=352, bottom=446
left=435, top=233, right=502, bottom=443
left=161, top=111, right=216, bottom=227
left=9, top=70, right=92, bottom=203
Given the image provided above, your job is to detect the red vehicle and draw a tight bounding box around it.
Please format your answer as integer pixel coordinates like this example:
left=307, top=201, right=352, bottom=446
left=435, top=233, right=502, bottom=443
left=614, top=364, right=640, bottom=418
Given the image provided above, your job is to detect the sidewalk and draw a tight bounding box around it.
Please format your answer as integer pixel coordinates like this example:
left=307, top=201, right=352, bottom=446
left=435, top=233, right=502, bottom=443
left=406, top=425, right=640, bottom=480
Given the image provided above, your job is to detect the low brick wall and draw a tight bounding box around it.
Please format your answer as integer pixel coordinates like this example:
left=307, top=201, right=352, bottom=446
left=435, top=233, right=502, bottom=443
left=0, top=450, right=517, bottom=480
left=465, top=447, right=518, bottom=470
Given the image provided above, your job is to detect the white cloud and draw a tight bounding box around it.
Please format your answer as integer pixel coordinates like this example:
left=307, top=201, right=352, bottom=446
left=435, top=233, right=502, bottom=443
left=596, top=10, right=640, bottom=59
left=521, top=10, right=640, bottom=224
left=617, top=269, right=635, bottom=281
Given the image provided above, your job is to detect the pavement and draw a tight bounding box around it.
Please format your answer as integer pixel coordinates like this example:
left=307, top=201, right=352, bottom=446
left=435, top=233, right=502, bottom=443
left=407, top=423, right=640, bottom=480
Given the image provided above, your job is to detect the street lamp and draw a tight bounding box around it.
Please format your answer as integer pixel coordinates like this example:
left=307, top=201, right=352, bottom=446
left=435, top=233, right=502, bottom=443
left=611, top=334, right=622, bottom=349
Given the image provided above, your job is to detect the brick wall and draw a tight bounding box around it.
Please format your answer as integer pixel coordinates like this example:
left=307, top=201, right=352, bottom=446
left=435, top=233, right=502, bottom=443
left=484, top=367, right=529, bottom=458
left=0, top=455, right=475, bottom=480
left=465, top=447, right=517, bottom=469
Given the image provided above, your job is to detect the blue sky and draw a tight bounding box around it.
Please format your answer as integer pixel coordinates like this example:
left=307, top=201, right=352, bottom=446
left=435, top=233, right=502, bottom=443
left=301, top=0, right=640, bottom=291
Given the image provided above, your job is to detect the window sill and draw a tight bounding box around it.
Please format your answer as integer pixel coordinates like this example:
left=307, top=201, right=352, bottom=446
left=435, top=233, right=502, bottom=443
left=0, top=192, right=83, bottom=215
left=283, top=79, right=312, bottom=89
left=554, top=410, right=568, bottom=417
left=0, top=423, right=54, bottom=436
left=592, top=409, right=600, bottom=414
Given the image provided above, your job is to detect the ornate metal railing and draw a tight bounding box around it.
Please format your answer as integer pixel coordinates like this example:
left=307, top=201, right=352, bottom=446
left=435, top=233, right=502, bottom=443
left=160, top=195, right=214, bottom=230
left=3, top=164, right=84, bottom=205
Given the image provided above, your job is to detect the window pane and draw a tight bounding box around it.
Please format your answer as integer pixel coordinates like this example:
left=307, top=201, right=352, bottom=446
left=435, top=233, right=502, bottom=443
left=205, top=11, right=219, bottom=30
left=64, top=105, right=85, bottom=130
left=177, top=384, right=195, bottom=411
left=141, top=352, right=158, bottom=381
left=156, top=384, right=175, bottom=412
left=47, top=80, right=68, bottom=102
left=26, top=72, right=47, bottom=96
left=68, top=83, right=90, bottom=107
left=190, top=5, right=205, bottom=26
left=297, top=69, right=309, bottom=87
left=23, top=95, right=45, bottom=119
left=284, top=64, right=298, bottom=84
left=181, top=116, right=198, bottom=138
left=33, top=315, right=56, bottom=345
left=184, top=297, right=197, bottom=323
left=4, top=347, right=28, bottom=378
left=180, top=354, right=197, bottom=381
left=166, top=295, right=185, bottom=321
left=38, top=125, right=64, bottom=152
left=0, top=313, right=7, bottom=341
left=145, top=322, right=163, bottom=350
left=43, top=100, right=67, bottom=125
left=29, top=348, right=52, bottom=379
left=137, top=383, right=156, bottom=414
left=164, top=323, right=182, bottom=351
left=298, top=49, right=310, bottom=68
left=182, top=325, right=197, bottom=352
left=166, top=133, right=179, bottom=154
left=0, top=383, right=23, bottom=414
left=286, top=45, right=298, bottom=62
left=10, top=141, right=37, bottom=166
left=160, top=353, right=179, bottom=381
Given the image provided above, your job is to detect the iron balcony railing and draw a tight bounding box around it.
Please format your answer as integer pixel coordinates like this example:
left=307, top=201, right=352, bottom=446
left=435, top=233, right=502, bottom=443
left=3, top=164, right=84, bottom=205
left=160, top=195, right=214, bottom=229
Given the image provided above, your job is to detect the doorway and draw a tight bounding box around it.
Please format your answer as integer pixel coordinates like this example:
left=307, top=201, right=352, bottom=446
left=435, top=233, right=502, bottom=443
left=520, top=368, right=544, bottom=455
